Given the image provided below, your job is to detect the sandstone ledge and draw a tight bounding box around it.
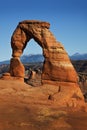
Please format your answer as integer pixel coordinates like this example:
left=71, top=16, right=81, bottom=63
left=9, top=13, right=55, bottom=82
left=19, top=20, right=50, bottom=28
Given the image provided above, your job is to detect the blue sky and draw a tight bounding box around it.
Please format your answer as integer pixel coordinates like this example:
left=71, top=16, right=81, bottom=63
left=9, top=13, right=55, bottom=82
left=0, top=0, right=87, bottom=61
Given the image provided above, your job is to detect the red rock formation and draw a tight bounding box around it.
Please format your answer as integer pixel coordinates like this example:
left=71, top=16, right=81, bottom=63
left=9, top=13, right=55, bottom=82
left=10, top=20, right=78, bottom=84
left=10, top=57, right=25, bottom=78
left=0, top=20, right=86, bottom=112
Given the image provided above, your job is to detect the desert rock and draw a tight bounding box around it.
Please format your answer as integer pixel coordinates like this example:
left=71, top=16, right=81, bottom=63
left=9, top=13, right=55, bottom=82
left=10, top=57, right=25, bottom=78
left=10, top=20, right=78, bottom=84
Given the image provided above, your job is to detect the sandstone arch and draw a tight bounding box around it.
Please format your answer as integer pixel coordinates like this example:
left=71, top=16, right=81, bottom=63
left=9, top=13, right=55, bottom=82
left=10, top=20, right=78, bottom=84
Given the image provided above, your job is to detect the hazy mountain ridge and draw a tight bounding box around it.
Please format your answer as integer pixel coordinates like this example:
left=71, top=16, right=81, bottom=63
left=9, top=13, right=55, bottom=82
left=0, top=60, right=10, bottom=65
left=70, top=53, right=87, bottom=60
left=20, top=54, right=44, bottom=63
left=0, top=53, right=87, bottom=65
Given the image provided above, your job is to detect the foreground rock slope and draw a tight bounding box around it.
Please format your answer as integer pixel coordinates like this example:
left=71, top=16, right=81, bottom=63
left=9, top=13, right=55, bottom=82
left=0, top=80, right=87, bottom=130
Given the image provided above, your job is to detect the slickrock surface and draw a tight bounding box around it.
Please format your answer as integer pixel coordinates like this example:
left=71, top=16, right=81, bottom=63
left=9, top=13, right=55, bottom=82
left=0, top=80, right=87, bottom=130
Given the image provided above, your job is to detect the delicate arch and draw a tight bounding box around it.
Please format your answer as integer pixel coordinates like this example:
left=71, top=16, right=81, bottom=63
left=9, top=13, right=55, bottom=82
left=10, top=20, right=78, bottom=84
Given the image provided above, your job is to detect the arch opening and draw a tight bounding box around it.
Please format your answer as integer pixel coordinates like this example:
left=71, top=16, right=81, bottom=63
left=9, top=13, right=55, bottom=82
left=22, top=39, right=43, bottom=56
left=21, top=39, right=44, bottom=86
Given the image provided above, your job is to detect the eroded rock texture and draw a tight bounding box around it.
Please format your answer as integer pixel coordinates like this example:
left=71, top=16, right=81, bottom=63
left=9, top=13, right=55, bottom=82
left=10, top=20, right=78, bottom=84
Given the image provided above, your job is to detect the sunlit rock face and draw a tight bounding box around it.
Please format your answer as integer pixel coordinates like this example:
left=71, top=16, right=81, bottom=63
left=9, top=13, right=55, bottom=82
left=10, top=57, right=25, bottom=78
left=10, top=20, right=78, bottom=84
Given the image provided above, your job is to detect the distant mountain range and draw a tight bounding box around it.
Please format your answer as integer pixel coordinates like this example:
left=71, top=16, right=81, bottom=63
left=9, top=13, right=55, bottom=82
left=0, top=53, right=87, bottom=65
left=0, top=60, right=10, bottom=65
left=20, top=54, right=44, bottom=63
left=70, top=53, right=87, bottom=60
left=0, top=54, right=44, bottom=65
